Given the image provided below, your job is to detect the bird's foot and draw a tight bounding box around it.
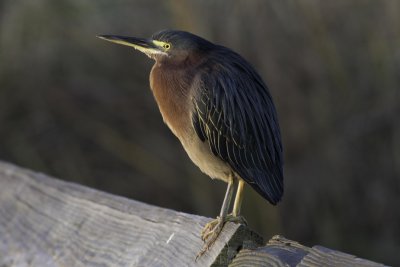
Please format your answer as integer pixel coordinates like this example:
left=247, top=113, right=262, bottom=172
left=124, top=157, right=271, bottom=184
left=197, top=216, right=224, bottom=259
left=225, top=213, right=247, bottom=226
left=201, top=216, right=224, bottom=242
left=197, top=214, right=247, bottom=258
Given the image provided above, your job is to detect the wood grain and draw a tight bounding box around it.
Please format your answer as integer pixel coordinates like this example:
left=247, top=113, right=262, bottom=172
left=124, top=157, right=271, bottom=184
left=0, top=161, right=261, bottom=267
left=229, top=236, right=387, bottom=267
left=0, top=161, right=388, bottom=267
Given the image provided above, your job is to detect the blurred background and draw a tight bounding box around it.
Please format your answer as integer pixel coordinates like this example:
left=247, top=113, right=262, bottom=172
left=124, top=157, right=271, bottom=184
left=1, top=0, right=399, bottom=265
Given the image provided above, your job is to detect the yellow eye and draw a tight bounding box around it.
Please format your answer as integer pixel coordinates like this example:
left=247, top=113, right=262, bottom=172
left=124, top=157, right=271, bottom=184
left=163, top=43, right=171, bottom=49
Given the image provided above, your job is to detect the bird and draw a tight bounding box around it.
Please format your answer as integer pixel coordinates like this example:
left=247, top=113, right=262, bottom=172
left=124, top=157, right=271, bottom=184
left=97, top=30, right=284, bottom=256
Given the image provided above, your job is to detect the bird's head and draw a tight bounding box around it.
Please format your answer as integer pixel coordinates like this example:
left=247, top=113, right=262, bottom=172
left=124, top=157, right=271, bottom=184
left=97, top=30, right=213, bottom=63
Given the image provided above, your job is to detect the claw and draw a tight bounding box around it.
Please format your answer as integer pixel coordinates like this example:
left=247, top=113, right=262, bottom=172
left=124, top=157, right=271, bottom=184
left=197, top=216, right=225, bottom=258
left=201, top=216, right=222, bottom=241
left=202, top=219, right=223, bottom=242
left=197, top=214, right=247, bottom=258
left=225, top=214, right=247, bottom=225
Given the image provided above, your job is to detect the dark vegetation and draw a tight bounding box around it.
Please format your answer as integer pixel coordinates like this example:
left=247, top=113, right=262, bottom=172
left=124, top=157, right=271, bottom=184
left=0, top=0, right=399, bottom=265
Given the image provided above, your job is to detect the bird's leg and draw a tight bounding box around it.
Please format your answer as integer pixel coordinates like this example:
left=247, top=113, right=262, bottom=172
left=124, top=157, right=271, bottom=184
left=232, top=179, right=244, bottom=216
left=198, top=174, right=236, bottom=256
left=227, top=179, right=247, bottom=225
left=201, top=175, right=235, bottom=240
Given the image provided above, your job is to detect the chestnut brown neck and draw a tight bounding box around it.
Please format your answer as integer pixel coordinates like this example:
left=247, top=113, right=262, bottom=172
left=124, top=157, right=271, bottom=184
left=149, top=59, right=195, bottom=139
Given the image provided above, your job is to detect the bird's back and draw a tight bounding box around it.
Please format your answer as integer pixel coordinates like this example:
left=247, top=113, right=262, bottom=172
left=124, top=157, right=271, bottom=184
left=191, top=46, right=284, bottom=205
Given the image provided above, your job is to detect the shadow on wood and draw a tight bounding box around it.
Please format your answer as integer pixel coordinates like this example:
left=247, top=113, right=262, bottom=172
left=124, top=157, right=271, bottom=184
left=0, top=161, right=387, bottom=267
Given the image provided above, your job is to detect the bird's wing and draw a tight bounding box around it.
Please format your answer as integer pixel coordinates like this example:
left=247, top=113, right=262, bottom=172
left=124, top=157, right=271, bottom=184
left=191, top=55, right=283, bottom=204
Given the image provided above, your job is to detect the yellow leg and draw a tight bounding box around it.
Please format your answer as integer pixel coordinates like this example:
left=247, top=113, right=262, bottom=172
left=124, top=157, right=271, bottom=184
left=200, top=174, right=235, bottom=241
left=198, top=174, right=236, bottom=258
left=232, top=179, right=245, bottom=217
left=198, top=176, right=248, bottom=259
left=218, top=174, right=236, bottom=218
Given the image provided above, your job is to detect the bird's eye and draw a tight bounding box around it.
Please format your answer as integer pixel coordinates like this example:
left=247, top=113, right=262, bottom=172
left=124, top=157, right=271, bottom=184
left=163, top=43, right=171, bottom=49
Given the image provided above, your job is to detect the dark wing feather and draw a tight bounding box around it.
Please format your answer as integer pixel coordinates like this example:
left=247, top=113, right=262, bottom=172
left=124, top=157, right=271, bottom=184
left=192, top=48, right=283, bottom=205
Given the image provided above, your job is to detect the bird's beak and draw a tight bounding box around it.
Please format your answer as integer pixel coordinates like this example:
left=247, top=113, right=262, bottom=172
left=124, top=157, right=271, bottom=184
left=97, top=35, right=166, bottom=58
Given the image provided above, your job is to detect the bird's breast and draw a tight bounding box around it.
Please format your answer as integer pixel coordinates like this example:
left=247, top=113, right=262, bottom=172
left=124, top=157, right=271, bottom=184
left=149, top=63, right=233, bottom=182
left=149, top=64, right=192, bottom=139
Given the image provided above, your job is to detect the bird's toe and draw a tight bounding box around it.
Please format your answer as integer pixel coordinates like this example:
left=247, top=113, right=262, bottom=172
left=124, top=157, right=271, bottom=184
left=198, top=217, right=225, bottom=258
left=198, top=214, right=248, bottom=258
left=226, top=214, right=248, bottom=225
left=201, top=216, right=223, bottom=241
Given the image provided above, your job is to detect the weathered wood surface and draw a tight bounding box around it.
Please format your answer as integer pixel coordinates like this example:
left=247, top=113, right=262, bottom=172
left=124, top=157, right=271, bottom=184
left=0, top=161, right=388, bottom=267
left=230, top=236, right=387, bottom=267
left=0, top=161, right=261, bottom=267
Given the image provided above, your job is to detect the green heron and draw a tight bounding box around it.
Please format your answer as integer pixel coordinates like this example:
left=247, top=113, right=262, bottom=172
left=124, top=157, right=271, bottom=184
left=98, top=30, right=283, bottom=255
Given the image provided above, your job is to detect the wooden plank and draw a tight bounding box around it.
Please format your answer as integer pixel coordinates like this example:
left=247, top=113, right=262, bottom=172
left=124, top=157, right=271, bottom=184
left=229, top=236, right=309, bottom=267
left=229, top=236, right=388, bottom=267
left=0, top=161, right=262, bottom=267
left=298, top=245, right=387, bottom=267
left=0, top=161, right=388, bottom=266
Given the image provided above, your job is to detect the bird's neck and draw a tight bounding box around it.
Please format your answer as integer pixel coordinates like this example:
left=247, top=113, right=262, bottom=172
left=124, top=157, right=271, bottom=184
left=149, top=63, right=195, bottom=139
